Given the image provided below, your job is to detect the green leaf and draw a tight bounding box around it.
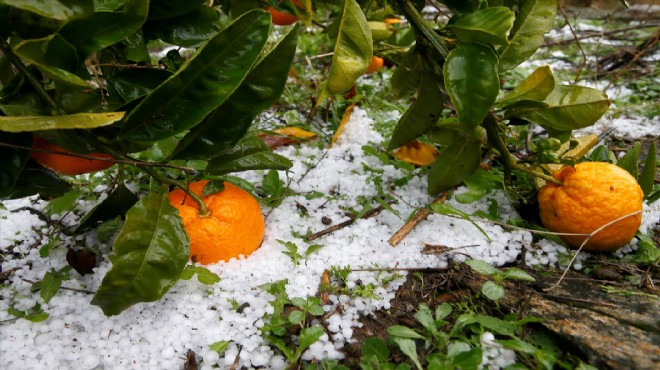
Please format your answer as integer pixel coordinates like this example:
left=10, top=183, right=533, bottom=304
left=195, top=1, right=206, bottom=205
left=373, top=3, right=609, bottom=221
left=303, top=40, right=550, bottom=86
left=450, top=347, right=483, bottom=370
left=387, top=71, right=445, bottom=150
left=76, top=183, right=139, bottom=233
left=616, top=141, right=640, bottom=179
left=317, top=0, right=372, bottom=104
left=414, top=304, right=436, bottom=332
left=390, top=46, right=424, bottom=99
left=435, top=303, right=452, bottom=320
left=144, top=5, right=221, bottom=47
left=207, top=151, right=292, bottom=176
left=622, top=235, right=659, bottom=265
left=639, top=141, right=656, bottom=197
left=427, top=135, right=482, bottom=195
left=288, top=309, right=305, bottom=325
left=0, top=165, right=72, bottom=200
left=44, top=189, right=82, bottom=216
left=297, top=326, right=325, bottom=354
left=498, top=0, right=557, bottom=71
left=58, top=0, right=149, bottom=56
left=444, top=43, right=499, bottom=129
left=503, top=268, right=536, bottom=282
left=465, top=259, right=500, bottom=276
left=0, top=112, right=125, bottom=132
left=447, top=7, right=514, bottom=45
left=482, top=280, right=505, bottom=301
left=497, top=66, right=555, bottom=106
left=108, top=68, right=172, bottom=103
left=454, top=169, right=503, bottom=204
left=148, top=0, right=207, bottom=20
left=91, top=193, right=190, bottom=316
left=118, top=10, right=270, bottom=144
left=2, top=0, right=75, bottom=20
left=170, top=23, right=300, bottom=160
left=209, top=340, right=230, bottom=353
left=40, top=270, right=64, bottom=304
left=361, top=337, right=390, bottom=361
left=387, top=325, right=426, bottom=340
left=393, top=338, right=423, bottom=370
left=13, top=34, right=89, bottom=87
left=496, top=338, right=537, bottom=354
left=518, top=85, right=611, bottom=131
left=474, top=314, right=516, bottom=335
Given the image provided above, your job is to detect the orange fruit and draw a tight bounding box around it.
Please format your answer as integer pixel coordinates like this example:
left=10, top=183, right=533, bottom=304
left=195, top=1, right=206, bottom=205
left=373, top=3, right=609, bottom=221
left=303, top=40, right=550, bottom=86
left=366, top=55, right=384, bottom=74
left=537, top=162, right=644, bottom=251
left=30, top=136, right=114, bottom=175
left=168, top=180, right=265, bottom=264
left=267, top=0, right=302, bottom=26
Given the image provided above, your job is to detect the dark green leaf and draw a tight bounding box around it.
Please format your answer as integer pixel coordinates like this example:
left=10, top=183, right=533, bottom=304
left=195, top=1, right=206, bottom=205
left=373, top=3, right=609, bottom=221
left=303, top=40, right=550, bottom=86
left=170, top=23, right=300, bottom=160
left=91, top=192, right=189, bottom=316
left=0, top=165, right=72, bottom=200
left=44, top=189, right=82, bottom=216
left=450, top=347, right=483, bottom=370
left=13, top=34, right=89, bottom=87
left=444, top=43, right=499, bottom=129
left=206, top=134, right=293, bottom=175
left=59, top=0, right=149, bottom=56
left=148, top=0, right=207, bottom=20
left=118, top=10, right=270, bottom=144
left=498, top=0, right=557, bottom=71
left=361, top=337, right=390, bottom=361
left=427, top=135, right=482, bottom=195
left=108, top=68, right=173, bottom=103
left=317, top=0, right=372, bottom=104
left=454, top=169, right=502, bottom=204
left=40, top=270, right=64, bottom=304
left=639, top=141, right=656, bottom=197
left=447, top=7, right=514, bottom=45
left=2, top=0, right=75, bottom=20
left=387, top=71, right=445, bottom=150
left=616, top=141, right=640, bottom=179
left=76, top=183, right=139, bottom=233
left=390, top=46, right=424, bottom=99
left=122, top=29, right=150, bottom=63
left=144, top=5, right=221, bottom=47
left=474, top=314, right=517, bottom=336
left=297, top=326, right=325, bottom=352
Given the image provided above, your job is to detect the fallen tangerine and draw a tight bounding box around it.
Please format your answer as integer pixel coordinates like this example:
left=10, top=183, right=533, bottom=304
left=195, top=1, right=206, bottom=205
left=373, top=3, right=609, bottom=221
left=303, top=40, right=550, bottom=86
left=537, top=161, right=644, bottom=251
left=168, top=180, right=265, bottom=264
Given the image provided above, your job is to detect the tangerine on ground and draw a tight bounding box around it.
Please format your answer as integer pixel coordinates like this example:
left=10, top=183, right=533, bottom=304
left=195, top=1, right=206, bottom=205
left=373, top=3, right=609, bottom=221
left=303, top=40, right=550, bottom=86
left=30, top=136, right=114, bottom=175
left=267, top=0, right=302, bottom=26
left=365, top=55, right=384, bottom=74
left=168, top=180, right=265, bottom=264
left=537, top=161, right=644, bottom=251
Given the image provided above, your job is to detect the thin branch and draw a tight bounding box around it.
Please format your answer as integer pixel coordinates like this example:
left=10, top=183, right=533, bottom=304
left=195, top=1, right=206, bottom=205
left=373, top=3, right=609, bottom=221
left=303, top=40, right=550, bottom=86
left=388, top=193, right=448, bottom=247
left=558, top=3, right=588, bottom=83
left=21, top=278, right=95, bottom=294
left=306, top=205, right=386, bottom=241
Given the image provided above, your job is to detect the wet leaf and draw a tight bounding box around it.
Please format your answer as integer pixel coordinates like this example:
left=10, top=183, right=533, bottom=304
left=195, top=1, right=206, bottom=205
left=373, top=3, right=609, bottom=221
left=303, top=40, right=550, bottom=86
left=497, top=65, right=555, bottom=106
left=207, top=151, right=292, bottom=176
left=170, top=24, right=299, bottom=160
left=59, top=0, right=149, bottom=56
left=144, top=5, right=221, bottom=47
left=447, top=7, right=514, bottom=45
left=40, top=270, right=64, bottom=304
left=498, top=0, right=557, bottom=71
left=316, top=0, right=372, bottom=105
left=0, top=165, right=72, bottom=200
left=617, top=141, right=641, bottom=179
left=0, top=112, right=125, bottom=132
left=119, top=10, right=270, bottom=146
left=427, top=135, right=482, bottom=194
left=91, top=193, right=189, bottom=316
left=444, top=43, right=499, bottom=129
left=76, top=183, right=139, bottom=233
left=108, top=68, right=173, bottom=103
left=13, top=34, right=89, bottom=87
left=518, top=85, right=611, bottom=131
left=387, top=71, right=445, bottom=150
left=2, top=0, right=75, bottom=20
left=148, top=0, right=208, bottom=20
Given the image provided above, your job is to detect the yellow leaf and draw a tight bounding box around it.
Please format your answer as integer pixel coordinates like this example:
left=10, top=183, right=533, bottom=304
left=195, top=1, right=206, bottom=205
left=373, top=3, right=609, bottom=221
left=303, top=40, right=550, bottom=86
left=272, top=126, right=316, bottom=139
left=329, top=103, right=356, bottom=148
left=392, top=140, right=439, bottom=166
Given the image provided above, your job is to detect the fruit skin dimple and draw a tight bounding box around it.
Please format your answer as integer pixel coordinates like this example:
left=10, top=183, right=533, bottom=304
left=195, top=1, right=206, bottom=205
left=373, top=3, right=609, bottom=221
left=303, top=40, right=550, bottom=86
left=538, top=162, right=644, bottom=251
left=168, top=180, right=265, bottom=264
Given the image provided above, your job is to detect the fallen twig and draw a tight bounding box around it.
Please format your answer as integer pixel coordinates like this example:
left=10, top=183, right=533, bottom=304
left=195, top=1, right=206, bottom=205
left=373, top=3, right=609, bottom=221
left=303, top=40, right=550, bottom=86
left=388, top=193, right=447, bottom=247
left=306, top=205, right=386, bottom=241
